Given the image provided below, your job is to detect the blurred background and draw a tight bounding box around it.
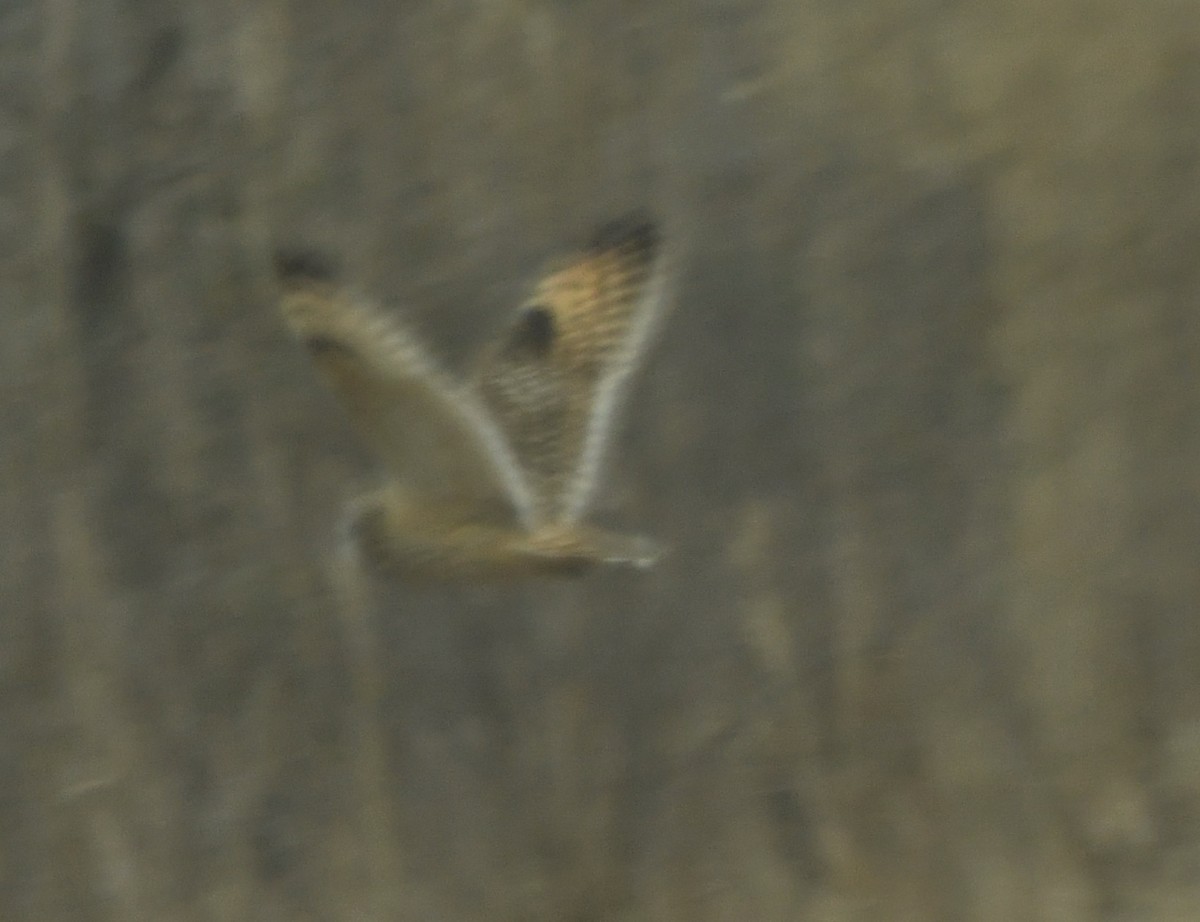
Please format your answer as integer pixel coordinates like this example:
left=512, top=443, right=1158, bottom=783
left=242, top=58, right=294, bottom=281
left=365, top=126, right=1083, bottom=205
left=5, top=0, right=1200, bottom=918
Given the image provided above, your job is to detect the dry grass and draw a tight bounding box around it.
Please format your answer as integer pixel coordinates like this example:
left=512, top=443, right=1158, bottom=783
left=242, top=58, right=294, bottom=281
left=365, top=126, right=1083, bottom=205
left=3, top=0, right=1199, bottom=918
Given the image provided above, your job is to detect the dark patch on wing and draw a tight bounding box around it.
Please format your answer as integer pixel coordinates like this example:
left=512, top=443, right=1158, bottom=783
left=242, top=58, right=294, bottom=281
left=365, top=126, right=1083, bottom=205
left=507, top=305, right=557, bottom=359
left=589, top=212, right=660, bottom=266
left=273, top=248, right=339, bottom=287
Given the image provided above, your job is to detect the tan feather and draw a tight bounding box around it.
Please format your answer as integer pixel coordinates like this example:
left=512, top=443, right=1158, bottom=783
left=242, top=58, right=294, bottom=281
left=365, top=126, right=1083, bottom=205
left=275, top=215, right=669, bottom=581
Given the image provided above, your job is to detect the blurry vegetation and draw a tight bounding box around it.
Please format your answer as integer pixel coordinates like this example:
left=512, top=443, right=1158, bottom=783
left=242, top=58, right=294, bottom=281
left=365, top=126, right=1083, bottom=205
left=4, top=0, right=1199, bottom=918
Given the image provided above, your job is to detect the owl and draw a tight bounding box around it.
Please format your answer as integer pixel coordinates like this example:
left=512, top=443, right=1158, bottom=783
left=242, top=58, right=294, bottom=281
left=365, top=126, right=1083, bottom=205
left=275, top=215, right=671, bottom=581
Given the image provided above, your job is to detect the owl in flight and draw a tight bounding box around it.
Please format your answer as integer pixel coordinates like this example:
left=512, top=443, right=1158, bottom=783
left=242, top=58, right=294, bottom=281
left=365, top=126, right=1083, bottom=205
left=275, top=215, right=670, bottom=581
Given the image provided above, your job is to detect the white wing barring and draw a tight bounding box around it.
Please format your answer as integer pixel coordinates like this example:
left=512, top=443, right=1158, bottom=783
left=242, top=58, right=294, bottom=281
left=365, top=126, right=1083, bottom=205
left=275, top=215, right=670, bottom=582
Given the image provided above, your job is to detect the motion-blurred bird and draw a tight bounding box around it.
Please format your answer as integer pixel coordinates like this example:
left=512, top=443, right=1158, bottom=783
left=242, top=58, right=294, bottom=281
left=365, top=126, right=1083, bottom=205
left=275, top=215, right=670, bottom=581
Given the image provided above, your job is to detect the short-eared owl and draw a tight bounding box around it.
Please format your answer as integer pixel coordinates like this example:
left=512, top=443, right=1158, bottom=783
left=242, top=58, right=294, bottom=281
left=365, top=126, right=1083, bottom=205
left=276, top=215, right=670, bottom=581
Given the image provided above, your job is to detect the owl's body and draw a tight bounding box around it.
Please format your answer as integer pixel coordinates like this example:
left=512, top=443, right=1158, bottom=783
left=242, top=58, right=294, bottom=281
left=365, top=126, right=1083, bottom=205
left=276, top=216, right=669, bottom=581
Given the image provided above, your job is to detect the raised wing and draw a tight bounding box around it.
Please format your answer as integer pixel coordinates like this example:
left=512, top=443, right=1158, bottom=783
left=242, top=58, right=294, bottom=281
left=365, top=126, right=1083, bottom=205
left=472, top=215, right=668, bottom=525
left=275, top=251, right=536, bottom=525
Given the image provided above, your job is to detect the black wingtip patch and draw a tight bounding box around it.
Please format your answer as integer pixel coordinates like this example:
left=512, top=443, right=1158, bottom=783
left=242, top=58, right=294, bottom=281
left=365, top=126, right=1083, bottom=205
left=589, top=212, right=660, bottom=262
left=303, top=334, right=352, bottom=358
left=274, top=248, right=339, bottom=286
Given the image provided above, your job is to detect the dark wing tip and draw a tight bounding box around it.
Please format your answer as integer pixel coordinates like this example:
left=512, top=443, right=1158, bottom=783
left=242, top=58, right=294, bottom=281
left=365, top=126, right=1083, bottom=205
left=588, top=212, right=660, bottom=264
left=273, top=248, right=339, bottom=287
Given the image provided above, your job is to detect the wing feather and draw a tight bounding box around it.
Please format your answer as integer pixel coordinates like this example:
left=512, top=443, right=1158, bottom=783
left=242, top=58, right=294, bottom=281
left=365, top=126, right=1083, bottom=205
left=472, top=216, right=668, bottom=525
left=562, top=239, right=671, bottom=521
left=275, top=252, right=536, bottom=525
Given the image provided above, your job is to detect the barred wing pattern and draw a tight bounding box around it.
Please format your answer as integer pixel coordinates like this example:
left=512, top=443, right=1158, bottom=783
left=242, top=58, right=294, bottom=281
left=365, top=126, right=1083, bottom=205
left=472, top=217, right=666, bottom=525
left=275, top=215, right=667, bottom=581
left=275, top=252, right=534, bottom=525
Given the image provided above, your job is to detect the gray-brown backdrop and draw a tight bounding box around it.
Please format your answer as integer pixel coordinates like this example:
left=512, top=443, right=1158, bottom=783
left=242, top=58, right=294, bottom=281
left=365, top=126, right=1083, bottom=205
left=5, top=0, right=1199, bottom=919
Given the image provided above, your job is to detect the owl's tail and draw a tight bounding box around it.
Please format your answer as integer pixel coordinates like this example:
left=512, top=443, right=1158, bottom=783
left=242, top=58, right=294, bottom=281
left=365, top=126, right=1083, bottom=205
left=342, top=489, right=663, bottom=583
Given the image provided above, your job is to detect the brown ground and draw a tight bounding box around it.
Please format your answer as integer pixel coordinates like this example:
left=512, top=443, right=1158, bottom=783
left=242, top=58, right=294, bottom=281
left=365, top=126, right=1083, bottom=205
left=4, top=0, right=1200, bottom=918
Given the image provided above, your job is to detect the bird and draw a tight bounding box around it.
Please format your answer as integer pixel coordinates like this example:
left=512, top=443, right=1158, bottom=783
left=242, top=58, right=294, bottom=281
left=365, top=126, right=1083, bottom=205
left=275, top=214, right=671, bottom=581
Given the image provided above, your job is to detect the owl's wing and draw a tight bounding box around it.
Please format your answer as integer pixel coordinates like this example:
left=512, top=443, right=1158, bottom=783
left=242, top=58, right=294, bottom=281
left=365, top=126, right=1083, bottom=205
left=275, top=252, right=536, bottom=525
left=472, top=215, right=668, bottom=525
